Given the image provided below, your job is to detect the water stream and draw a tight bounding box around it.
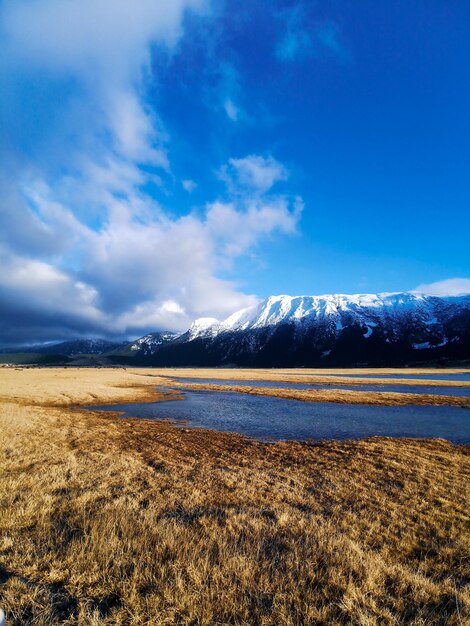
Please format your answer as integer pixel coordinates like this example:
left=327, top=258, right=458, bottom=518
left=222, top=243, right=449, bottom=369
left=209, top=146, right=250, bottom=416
left=89, top=388, right=470, bottom=443
left=294, top=372, right=470, bottom=382
left=170, top=377, right=470, bottom=398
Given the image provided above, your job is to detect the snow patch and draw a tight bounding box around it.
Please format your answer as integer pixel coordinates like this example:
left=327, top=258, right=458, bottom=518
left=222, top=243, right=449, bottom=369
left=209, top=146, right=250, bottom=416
left=188, top=317, right=220, bottom=340
left=412, top=342, right=431, bottom=350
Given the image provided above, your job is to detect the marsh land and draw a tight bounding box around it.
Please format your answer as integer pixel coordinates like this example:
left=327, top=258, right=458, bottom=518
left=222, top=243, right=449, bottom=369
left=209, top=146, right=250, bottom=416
left=0, top=367, right=469, bottom=625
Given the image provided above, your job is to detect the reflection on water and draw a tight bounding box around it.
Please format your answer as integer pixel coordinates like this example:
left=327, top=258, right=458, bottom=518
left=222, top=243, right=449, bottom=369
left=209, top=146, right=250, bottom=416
left=172, top=377, right=470, bottom=398
left=90, top=389, right=470, bottom=444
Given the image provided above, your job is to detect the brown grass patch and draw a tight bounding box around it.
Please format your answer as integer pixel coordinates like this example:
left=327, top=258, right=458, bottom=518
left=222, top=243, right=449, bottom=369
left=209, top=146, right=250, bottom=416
left=0, top=368, right=469, bottom=625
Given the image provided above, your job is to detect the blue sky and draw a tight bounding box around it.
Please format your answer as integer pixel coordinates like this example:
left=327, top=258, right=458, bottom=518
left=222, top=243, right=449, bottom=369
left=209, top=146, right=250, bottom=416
left=0, top=0, right=469, bottom=343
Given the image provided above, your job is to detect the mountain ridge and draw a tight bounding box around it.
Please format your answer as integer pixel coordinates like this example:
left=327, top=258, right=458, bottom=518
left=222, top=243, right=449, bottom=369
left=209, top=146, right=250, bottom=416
left=2, top=291, right=469, bottom=367
left=0, top=338, right=127, bottom=357
left=116, top=291, right=470, bottom=367
left=187, top=292, right=469, bottom=338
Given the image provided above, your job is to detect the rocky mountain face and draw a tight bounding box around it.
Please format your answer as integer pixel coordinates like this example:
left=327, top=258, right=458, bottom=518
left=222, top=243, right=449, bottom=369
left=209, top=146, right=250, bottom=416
left=115, top=293, right=470, bottom=367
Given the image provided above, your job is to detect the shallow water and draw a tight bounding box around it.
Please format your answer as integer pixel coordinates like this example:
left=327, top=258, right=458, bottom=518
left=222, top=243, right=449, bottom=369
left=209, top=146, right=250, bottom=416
left=173, top=377, right=470, bottom=398
left=300, top=372, right=470, bottom=382
left=90, top=389, right=470, bottom=443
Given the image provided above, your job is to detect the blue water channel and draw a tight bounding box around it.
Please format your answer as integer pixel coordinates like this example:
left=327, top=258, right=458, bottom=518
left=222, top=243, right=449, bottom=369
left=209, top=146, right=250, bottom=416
left=169, top=377, right=470, bottom=398
left=90, top=388, right=470, bottom=444
left=299, top=372, right=470, bottom=382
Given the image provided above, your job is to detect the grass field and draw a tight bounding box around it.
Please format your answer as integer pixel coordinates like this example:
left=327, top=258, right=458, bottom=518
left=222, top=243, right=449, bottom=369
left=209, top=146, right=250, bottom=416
left=0, top=367, right=469, bottom=625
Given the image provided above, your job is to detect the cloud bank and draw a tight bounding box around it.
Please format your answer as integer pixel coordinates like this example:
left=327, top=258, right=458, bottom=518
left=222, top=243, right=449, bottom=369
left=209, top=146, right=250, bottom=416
left=0, top=1, right=303, bottom=345
left=412, top=278, right=470, bottom=297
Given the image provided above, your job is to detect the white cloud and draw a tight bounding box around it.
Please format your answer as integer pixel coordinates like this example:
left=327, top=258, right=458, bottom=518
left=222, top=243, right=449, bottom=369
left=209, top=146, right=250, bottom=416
left=209, top=155, right=301, bottom=259
left=0, top=149, right=301, bottom=341
left=182, top=179, right=197, bottom=193
left=224, top=98, right=240, bottom=122
left=411, top=278, right=470, bottom=297
left=221, top=155, right=289, bottom=194
left=1, top=0, right=208, bottom=174
left=0, top=245, right=106, bottom=338
left=1, top=0, right=206, bottom=77
left=0, top=1, right=304, bottom=344
left=115, top=299, right=186, bottom=333
left=207, top=195, right=303, bottom=257
left=107, top=90, right=169, bottom=167
left=74, top=154, right=300, bottom=324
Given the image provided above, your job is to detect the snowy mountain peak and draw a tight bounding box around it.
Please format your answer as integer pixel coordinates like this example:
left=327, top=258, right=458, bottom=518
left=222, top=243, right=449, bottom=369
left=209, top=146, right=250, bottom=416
left=193, top=292, right=470, bottom=339
left=188, top=317, right=220, bottom=340
left=111, top=331, right=181, bottom=357
left=130, top=331, right=180, bottom=351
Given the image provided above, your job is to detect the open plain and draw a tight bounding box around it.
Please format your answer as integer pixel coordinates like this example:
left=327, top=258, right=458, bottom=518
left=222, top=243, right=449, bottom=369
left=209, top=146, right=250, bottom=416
left=0, top=367, right=469, bottom=625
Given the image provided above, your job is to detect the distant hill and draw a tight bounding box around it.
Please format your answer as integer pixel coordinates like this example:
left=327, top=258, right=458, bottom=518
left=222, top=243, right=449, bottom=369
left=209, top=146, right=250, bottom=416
left=0, top=339, right=126, bottom=357
left=0, top=353, right=71, bottom=365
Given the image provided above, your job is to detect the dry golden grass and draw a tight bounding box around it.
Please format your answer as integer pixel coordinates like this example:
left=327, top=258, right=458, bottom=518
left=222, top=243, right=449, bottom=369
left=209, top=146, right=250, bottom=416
left=0, top=368, right=469, bottom=625
left=0, top=367, right=175, bottom=407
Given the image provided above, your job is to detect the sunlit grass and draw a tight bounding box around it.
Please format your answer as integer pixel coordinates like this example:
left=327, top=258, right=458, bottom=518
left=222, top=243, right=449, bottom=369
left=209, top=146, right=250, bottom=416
left=0, top=368, right=469, bottom=624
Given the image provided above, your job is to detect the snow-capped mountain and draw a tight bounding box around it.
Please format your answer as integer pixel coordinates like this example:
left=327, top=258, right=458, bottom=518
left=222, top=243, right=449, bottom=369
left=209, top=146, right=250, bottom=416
left=111, top=331, right=181, bottom=357
left=123, top=292, right=470, bottom=366
left=187, top=318, right=220, bottom=340
left=4, top=293, right=467, bottom=366
left=188, top=292, right=470, bottom=341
